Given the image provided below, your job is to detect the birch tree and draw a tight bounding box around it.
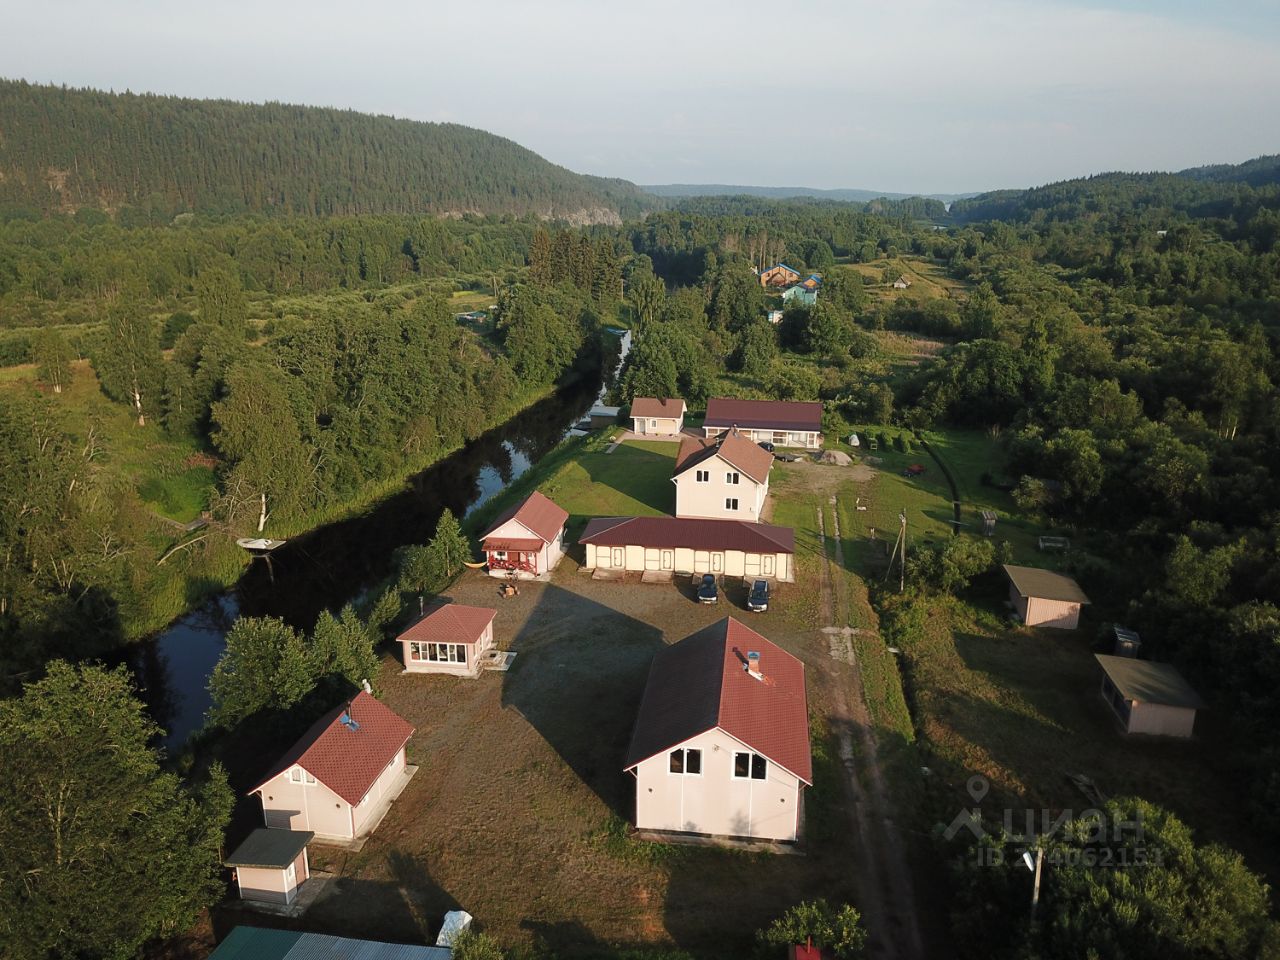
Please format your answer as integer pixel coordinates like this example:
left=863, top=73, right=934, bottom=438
left=94, top=274, right=162, bottom=426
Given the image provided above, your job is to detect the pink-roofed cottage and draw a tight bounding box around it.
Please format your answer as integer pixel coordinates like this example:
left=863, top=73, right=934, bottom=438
left=480, top=490, right=568, bottom=579
left=397, top=602, right=497, bottom=678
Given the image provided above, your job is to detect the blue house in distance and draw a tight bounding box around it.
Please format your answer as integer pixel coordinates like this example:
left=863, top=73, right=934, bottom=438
left=782, top=274, right=822, bottom=306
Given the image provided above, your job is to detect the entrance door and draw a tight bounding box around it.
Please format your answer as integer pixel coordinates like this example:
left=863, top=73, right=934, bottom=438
left=284, top=862, right=297, bottom=902
left=610, top=547, right=624, bottom=568
left=711, top=553, right=723, bottom=573
left=661, top=550, right=674, bottom=571
left=762, top=554, right=776, bottom=576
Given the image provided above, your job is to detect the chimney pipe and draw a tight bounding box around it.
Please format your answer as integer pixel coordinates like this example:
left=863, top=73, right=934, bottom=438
left=746, top=651, right=762, bottom=678
left=418, top=594, right=424, bottom=616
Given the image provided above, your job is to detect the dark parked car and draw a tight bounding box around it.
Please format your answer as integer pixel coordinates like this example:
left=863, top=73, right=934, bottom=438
left=747, top=578, right=770, bottom=612
left=696, top=573, right=719, bottom=604
left=758, top=441, right=775, bottom=453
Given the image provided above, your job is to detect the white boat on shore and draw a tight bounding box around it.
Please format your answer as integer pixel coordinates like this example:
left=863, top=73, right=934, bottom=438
left=236, top=537, right=287, bottom=553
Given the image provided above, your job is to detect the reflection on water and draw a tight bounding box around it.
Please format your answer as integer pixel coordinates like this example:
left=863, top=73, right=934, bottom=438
left=132, top=376, right=601, bottom=748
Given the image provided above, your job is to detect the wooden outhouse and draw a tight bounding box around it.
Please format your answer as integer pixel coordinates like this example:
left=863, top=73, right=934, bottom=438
left=224, top=828, right=313, bottom=905
left=1004, top=564, right=1090, bottom=629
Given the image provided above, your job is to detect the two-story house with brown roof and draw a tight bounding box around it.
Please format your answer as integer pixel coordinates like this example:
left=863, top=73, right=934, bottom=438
left=625, top=617, right=812, bottom=842
left=672, top=430, right=774, bottom=522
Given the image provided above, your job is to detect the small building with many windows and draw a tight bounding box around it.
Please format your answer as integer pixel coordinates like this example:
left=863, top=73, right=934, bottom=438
left=672, top=430, right=774, bottom=522
left=625, top=617, right=811, bottom=843
left=579, top=516, right=795, bottom=582
left=397, top=603, right=497, bottom=678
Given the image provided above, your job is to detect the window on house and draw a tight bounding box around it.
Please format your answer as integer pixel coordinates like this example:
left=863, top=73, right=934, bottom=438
left=725, top=498, right=739, bottom=511
left=733, top=752, right=767, bottom=780
left=427, top=643, right=467, bottom=664
left=290, top=768, right=303, bottom=783
left=305, top=772, right=316, bottom=784
left=669, top=748, right=702, bottom=775
left=649, top=419, right=657, bottom=428
left=493, top=550, right=507, bottom=559
left=726, top=472, right=740, bottom=485
left=695, top=470, right=709, bottom=483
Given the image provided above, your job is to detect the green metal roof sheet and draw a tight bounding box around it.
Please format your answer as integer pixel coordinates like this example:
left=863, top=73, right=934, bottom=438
left=1003, top=564, right=1090, bottom=604
left=1096, top=655, right=1207, bottom=710
left=224, top=829, right=314, bottom=870
left=211, top=927, right=451, bottom=960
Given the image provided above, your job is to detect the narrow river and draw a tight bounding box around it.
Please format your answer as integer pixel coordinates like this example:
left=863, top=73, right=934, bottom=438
left=133, top=334, right=626, bottom=747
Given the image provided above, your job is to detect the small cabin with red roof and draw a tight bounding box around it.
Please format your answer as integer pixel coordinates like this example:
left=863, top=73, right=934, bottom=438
left=480, top=490, right=568, bottom=580
left=250, top=692, right=415, bottom=842
left=397, top=603, right=497, bottom=678
left=625, top=617, right=811, bottom=842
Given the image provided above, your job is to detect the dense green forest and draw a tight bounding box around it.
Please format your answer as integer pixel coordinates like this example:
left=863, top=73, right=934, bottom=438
left=0, top=79, right=657, bottom=222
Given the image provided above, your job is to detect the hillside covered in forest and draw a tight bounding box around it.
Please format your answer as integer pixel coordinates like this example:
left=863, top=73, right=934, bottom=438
left=0, top=80, right=657, bottom=223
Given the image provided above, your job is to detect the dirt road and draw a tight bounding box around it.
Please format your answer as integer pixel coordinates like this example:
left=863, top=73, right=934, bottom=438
left=818, top=502, right=925, bottom=960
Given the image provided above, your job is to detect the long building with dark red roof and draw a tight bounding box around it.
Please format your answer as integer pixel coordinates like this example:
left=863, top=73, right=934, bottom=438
left=579, top=516, right=794, bottom=582
left=625, top=617, right=811, bottom=842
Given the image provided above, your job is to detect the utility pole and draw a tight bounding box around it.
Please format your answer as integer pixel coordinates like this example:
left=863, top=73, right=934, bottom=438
left=899, top=510, right=907, bottom=594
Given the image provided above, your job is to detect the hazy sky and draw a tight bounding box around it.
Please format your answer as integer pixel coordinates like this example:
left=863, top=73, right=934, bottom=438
left=5, top=0, right=1279, bottom=193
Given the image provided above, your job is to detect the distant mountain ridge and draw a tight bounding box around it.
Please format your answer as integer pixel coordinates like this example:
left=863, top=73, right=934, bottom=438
left=948, top=154, right=1280, bottom=224
left=0, top=79, right=657, bottom=223
left=642, top=183, right=976, bottom=203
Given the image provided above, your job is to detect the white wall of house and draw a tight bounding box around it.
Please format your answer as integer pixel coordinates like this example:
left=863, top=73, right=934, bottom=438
left=584, top=543, right=793, bottom=582
left=352, top=746, right=408, bottom=836
left=633, top=415, right=683, bottom=436
left=704, top=425, right=821, bottom=450
left=484, top=517, right=565, bottom=579
left=258, top=747, right=408, bottom=840
left=1010, top=584, right=1082, bottom=629
left=674, top=459, right=768, bottom=522
left=401, top=623, right=494, bottom=677
left=631, top=727, right=803, bottom=841
left=234, top=850, right=309, bottom=905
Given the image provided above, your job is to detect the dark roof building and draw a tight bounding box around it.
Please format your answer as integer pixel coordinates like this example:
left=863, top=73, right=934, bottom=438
left=703, top=398, right=823, bottom=433
left=580, top=516, right=794, bottom=554
left=224, top=829, right=313, bottom=870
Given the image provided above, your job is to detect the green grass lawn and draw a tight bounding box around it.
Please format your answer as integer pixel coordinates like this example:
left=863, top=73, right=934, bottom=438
left=538, top=439, right=677, bottom=537
left=138, top=466, right=215, bottom=522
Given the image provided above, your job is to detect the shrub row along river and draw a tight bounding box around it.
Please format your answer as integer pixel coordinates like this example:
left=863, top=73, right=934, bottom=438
left=132, top=334, right=626, bottom=747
